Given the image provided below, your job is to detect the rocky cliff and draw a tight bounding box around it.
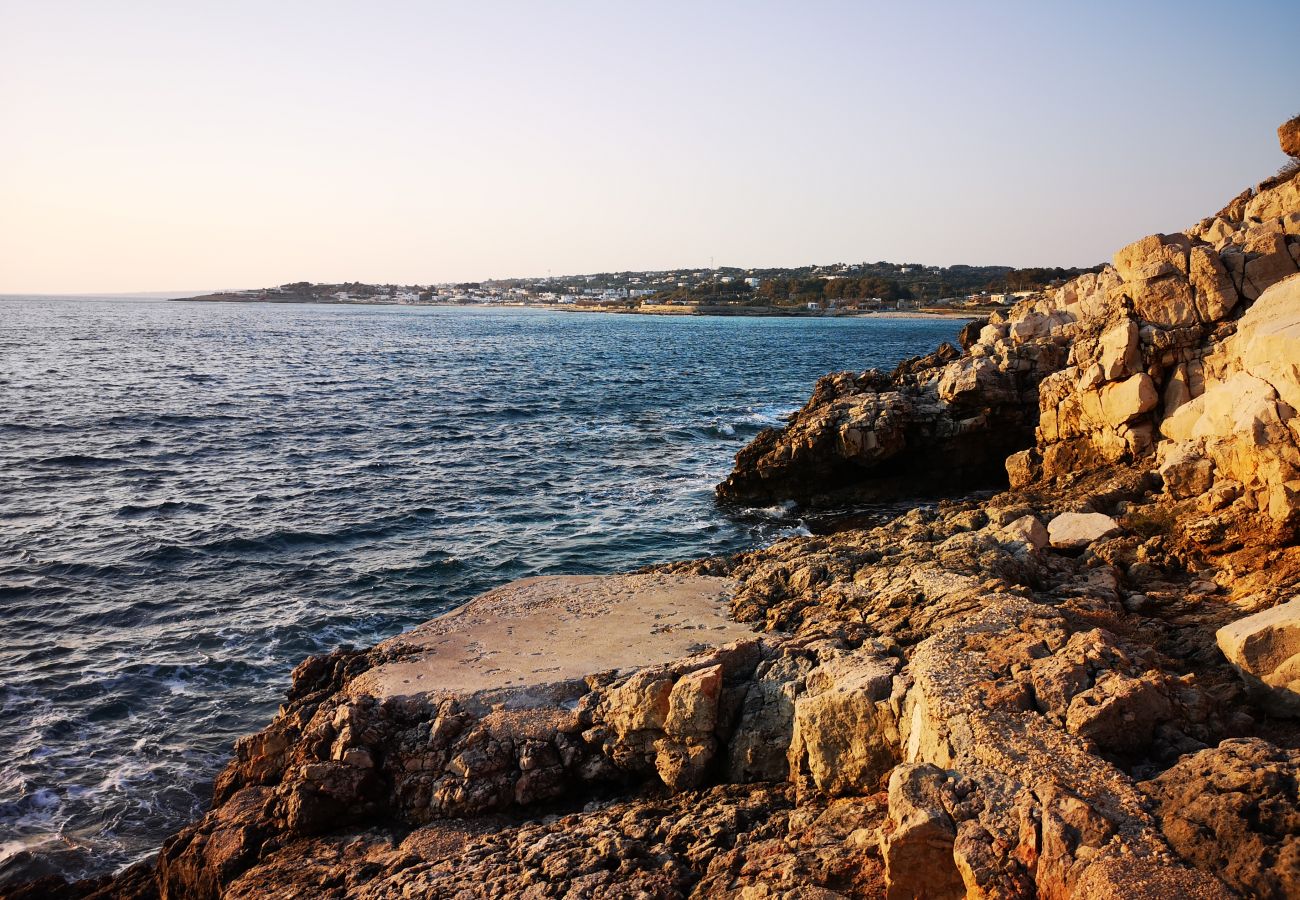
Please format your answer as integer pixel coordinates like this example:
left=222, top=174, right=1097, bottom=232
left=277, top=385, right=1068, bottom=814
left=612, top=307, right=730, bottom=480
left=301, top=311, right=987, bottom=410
left=9, top=123, right=1300, bottom=900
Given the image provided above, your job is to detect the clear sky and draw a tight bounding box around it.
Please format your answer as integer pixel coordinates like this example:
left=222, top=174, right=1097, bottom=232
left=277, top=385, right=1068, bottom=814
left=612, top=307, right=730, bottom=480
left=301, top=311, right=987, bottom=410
left=2, top=1, right=1296, bottom=293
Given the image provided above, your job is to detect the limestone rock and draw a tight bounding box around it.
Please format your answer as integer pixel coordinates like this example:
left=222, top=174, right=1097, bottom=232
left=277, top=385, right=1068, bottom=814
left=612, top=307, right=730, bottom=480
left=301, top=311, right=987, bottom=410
left=1100, top=373, right=1158, bottom=426
left=1216, top=597, right=1300, bottom=715
left=1047, top=512, right=1122, bottom=549
left=727, top=651, right=813, bottom=782
left=1064, top=670, right=1173, bottom=755
left=881, top=764, right=964, bottom=900
left=1158, top=441, right=1215, bottom=499
left=1097, top=318, right=1140, bottom=381
left=716, top=338, right=1053, bottom=507
left=787, top=647, right=900, bottom=799
left=1005, top=448, right=1041, bottom=489
left=1113, top=233, right=1189, bottom=283
left=898, top=592, right=1228, bottom=898
left=1232, top=273, right=1300, bottom=413
left=1157, top=277, right=1300, bottom=522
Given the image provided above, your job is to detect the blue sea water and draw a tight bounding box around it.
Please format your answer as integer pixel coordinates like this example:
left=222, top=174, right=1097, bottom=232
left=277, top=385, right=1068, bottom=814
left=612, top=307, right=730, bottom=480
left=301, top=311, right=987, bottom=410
left=0, top=297, right=965, bottom=881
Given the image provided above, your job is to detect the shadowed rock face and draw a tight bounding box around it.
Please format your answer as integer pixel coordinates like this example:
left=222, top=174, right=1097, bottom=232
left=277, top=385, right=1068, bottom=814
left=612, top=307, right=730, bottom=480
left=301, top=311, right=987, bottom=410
left=1143, top=738, right=1300, bottom=900
left=715, top=342, right=1049, bottom=508
left=11, top=122, right=1300, bottom=900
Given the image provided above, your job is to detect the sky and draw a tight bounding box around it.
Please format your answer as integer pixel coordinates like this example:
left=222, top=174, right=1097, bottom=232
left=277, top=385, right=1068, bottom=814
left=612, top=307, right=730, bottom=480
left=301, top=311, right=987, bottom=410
left=1, top=1, right=1297, bottom=293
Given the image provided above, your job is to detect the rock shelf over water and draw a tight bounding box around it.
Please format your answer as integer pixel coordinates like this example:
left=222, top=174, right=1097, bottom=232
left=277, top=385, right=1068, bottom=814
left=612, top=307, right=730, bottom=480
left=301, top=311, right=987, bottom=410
left=9, top=119, right=1300, bottom=900
left=349, top=573, right=754, bottom=703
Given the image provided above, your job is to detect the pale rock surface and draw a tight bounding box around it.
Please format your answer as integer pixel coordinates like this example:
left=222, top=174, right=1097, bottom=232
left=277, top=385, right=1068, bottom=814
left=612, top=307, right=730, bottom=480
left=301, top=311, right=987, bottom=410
left=1100, top=372, right=1158, bottom=426
left=1157, top=276, right=1300, bottom=522
left=1097, top=318, right=1140, bottom=381
left=1047, top=511, right=1122, bottom=549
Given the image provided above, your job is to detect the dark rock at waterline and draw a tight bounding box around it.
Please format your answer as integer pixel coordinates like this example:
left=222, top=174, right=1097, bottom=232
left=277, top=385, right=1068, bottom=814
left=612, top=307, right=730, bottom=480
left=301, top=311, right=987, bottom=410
left=957, top=316, right=988, bottom=349
left=715, top=335, right=1050, bottom=508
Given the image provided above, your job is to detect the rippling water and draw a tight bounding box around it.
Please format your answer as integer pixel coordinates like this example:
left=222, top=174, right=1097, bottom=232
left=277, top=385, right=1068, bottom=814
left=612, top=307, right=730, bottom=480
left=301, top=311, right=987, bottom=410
left=0, top=297, right=964, bottom=882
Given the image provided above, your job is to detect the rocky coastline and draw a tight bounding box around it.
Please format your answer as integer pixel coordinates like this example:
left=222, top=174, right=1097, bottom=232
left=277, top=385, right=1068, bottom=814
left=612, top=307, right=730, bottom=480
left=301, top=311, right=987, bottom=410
left=8, top=119, right=1300, bottom=899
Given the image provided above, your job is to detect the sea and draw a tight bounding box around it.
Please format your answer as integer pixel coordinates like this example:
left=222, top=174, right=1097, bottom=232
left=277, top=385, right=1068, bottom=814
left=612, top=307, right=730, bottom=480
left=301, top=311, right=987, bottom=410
left=0, top=297, right=966, bottom=882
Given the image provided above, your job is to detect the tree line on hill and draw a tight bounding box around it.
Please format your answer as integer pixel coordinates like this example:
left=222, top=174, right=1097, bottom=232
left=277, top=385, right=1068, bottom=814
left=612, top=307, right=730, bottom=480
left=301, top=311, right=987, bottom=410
left=984, top=266, right=1104, bottom=293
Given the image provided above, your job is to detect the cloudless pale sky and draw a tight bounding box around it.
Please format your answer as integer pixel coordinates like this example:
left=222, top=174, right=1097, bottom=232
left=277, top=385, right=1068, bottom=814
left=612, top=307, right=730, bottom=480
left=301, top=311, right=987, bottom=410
left=1, top=0, right=1296, bottom=293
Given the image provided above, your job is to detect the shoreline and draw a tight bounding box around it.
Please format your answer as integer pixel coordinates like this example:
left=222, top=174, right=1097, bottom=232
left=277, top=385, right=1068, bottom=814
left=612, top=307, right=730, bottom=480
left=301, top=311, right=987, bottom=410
left=170, top=296, right=984, bottom=319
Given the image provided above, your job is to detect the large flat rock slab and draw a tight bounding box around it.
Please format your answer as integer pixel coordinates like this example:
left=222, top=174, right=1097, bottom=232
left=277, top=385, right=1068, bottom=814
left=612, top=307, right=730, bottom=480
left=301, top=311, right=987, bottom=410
left=348, top=573, right=752, bottom=703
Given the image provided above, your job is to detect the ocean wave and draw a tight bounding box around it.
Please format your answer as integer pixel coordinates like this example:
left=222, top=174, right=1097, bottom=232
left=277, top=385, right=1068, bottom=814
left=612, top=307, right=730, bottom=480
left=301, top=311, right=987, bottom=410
left=31, top=454, right=121, bottom=468
left=115, top=500, right=211, bottom=518
left=741, top=403, right=800, bottom=428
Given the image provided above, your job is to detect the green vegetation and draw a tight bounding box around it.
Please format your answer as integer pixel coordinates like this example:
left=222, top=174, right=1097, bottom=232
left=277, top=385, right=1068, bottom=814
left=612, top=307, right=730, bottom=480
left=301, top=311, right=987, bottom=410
left=651, top=280, right=755, bottom=303
left=756, top=275, right=912, bottom=304
left=985, top=266, right=1105, bottom=293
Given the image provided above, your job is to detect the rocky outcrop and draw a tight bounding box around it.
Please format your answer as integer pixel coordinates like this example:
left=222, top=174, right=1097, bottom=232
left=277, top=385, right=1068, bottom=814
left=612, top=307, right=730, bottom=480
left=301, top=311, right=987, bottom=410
left=13, top=120, right=1300, bottom=900
left=719, top=149, right=1300, bottom=517
left=715, top=335, right=1055, bottom=507
left=1143, top=738, right=1300, bottom=899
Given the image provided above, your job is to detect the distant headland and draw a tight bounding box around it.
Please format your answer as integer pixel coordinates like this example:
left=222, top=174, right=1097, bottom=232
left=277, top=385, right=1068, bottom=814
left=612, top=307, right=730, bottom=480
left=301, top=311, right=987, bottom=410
left=174, top=260, right=1102, bottom=318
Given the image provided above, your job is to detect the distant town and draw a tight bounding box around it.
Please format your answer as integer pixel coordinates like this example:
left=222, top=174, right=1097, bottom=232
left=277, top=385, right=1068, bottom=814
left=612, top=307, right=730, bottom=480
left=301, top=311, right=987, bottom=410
left=178, top=260, right=1103, bottom=316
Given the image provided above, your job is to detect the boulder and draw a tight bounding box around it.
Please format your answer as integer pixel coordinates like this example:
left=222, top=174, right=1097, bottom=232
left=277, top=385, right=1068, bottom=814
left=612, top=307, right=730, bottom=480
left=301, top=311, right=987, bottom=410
left=1047, top=512, right=1122, bottom=549
left=1100, top=373, right=1158, bottom=426
left=1097, top=318, right=1140, bottom=381
left=1005, top=448, right=1041, bottom=489
left=1158, top=442, right=1215, bottom=499
left=1001, top=514, right=1048, bottom=550
left=1113, top=233, right=1189, bottom=282
left=1281, top=115, right=1300, bottom=158
left=1233, top=274, right=1300, bottom=413
left=1216, top=597, right=1300, bottom=715
left=1063, top=671, right=1172, bottom=755
left=1189, top=244, right=1240, bottom=322
left=1243, top=232, right=1300, bottom=298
